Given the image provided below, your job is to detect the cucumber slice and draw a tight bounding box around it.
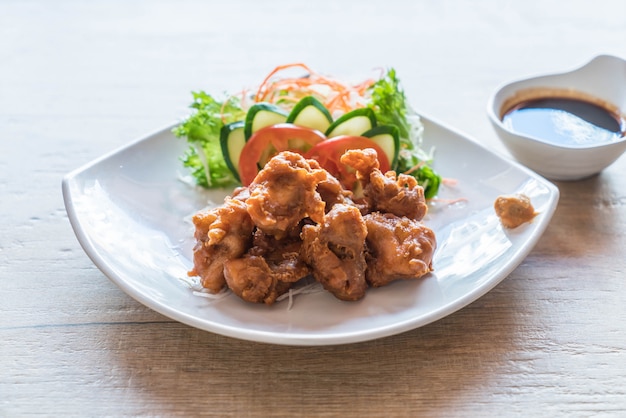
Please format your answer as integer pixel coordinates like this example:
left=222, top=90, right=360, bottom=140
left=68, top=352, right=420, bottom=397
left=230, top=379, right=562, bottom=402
left=361, top=125, right=400, bottom=169
left=325, top=107, right=377, bottom=138
left=286, top=96, right=333, bottom=133
left=244, top=103, right=288, bottom=140
left=220, top=121, right=246, bottom=182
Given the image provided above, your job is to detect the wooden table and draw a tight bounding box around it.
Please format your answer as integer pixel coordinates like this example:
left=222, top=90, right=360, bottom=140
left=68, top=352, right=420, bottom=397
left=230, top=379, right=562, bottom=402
left=3, top=1, right=626, bottom=416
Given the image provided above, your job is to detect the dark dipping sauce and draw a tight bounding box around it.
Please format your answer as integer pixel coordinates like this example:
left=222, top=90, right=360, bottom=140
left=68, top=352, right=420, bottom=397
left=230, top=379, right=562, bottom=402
left=502, top=96, right=625, bottom=146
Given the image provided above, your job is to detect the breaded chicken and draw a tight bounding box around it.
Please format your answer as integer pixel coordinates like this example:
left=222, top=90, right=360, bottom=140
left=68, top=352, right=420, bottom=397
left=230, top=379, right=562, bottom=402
left=188, top=197, right=254, bottom=292
left=246, top=152, right=327, bottom=239
left=189, top=149, right=437, bottom=305
left=301, top=203, right=368, bottom=301
left=364, top=212, right=436, bottom=287
left=341, top=148, right=428, bottom=220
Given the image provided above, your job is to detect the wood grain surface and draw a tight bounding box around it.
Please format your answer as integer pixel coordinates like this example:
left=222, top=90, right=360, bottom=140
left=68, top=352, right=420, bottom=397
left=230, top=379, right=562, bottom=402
left=2, top=0, right=626, bottom=416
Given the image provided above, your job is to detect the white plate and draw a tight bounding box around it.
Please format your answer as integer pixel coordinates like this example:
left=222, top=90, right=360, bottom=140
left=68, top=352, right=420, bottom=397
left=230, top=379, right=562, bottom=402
left=62, top=115, right=559, bottom=346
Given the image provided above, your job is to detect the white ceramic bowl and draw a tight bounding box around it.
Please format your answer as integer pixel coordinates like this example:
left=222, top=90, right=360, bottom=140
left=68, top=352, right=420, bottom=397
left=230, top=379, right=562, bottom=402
left=487, top=54, right=626, bottom=181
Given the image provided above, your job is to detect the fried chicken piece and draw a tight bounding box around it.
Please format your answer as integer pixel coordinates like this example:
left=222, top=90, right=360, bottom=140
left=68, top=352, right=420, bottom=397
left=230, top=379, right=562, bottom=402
left=340, top=148, right=428, bottom=221
left=223, top=255, right=303, bottom=305
left=315, top=168, right=355, bottom=212
left=341, top=147, right=381, bottom=180
left=223, top=256, right=291, bottom=305
left=364, top=212, right=436, bottom=288
left=309, top=157, right=367, bottom=214
left=301, top=203, right=368, bottom=301
left=188, top=197, right=254, bottom=292
left=365, top=171, right=428, bottom=220
left=246, top=151, right=327, bottom=239
left=248, top=229, right=312, bottom=283
left=224, top=231, right=311, bottom=304
left=230, top=185, right=250, bottom=202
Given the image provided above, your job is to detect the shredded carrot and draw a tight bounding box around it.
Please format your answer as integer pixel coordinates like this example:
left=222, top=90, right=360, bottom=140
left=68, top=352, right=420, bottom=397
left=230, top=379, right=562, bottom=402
left=219, top=89, right=248, bottom=124
left=429, top=197, right=469, bottom=205
left=353, top=78, right=376, bottom=95
left=251, top=62, right=377, bottom=115
left=442, top=177, right=458, bottom=186
left=219, top=94, right=236, bottom=124
left=403, top=161, right=426, bottom=176
left=423, top=178, right=462, bottom=203
left=254, top=63, right=314, bottom=103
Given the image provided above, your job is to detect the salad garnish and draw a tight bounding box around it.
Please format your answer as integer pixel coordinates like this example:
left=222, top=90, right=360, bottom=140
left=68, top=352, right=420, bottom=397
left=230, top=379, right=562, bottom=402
left=173, top=63, right=441, bottom=198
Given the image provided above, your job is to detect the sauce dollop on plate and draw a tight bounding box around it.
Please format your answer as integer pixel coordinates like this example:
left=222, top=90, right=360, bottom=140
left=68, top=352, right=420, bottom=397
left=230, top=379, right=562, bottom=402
left=494, top=193, right=537, bottom=229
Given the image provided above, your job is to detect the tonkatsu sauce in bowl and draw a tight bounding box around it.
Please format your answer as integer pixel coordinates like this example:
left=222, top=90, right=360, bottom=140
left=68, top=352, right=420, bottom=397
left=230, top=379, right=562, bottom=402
left=488, top=55, right=626, bottom=181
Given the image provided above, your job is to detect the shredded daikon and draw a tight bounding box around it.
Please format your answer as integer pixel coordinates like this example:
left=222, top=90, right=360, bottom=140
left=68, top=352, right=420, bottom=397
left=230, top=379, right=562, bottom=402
left=276, top=279, right=324, bottom=310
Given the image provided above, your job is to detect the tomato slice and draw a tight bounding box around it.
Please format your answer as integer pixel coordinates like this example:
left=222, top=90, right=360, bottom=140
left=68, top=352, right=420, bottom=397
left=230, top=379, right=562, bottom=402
left=239, top=123, right=326, bottom=185
left=303, top=135, right=390, bottom=188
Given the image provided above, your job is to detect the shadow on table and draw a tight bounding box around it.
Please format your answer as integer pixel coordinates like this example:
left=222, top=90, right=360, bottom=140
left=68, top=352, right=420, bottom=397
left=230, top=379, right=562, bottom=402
left=102, top=288, right=526, bottom=416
